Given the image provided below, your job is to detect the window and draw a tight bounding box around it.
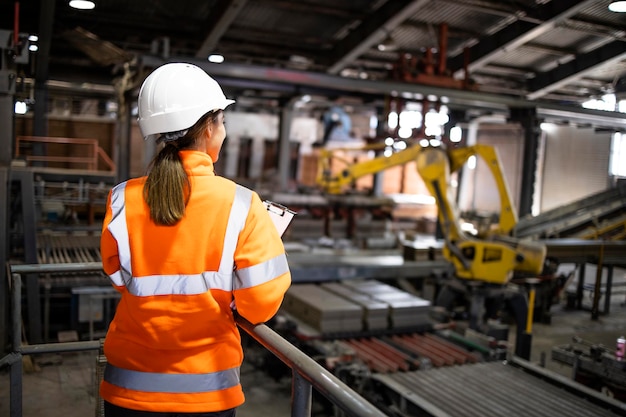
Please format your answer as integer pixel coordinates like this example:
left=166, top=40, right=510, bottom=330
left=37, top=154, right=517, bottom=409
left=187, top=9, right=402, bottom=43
left=610, top=132, right=626, bottom=177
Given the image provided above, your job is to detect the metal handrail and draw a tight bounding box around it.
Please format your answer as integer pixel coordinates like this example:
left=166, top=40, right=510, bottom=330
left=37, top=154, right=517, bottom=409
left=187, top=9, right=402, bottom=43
left=1, top=263, right=386, bottom=417
left=15, top=136, right=116, bottom=172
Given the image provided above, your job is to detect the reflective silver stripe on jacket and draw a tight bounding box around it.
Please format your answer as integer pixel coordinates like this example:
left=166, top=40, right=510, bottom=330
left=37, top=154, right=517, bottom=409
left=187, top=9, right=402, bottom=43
left=104, top=363, right=240, bottom=393
left=106, top=184, right=262, bottom=295
left=220, top=185, right=251, bottom=275
left=107, top=182, right=130, bottom=287
left=127, top=271, right=234, bottom=295
left=235, top=253, right=289, bottom=289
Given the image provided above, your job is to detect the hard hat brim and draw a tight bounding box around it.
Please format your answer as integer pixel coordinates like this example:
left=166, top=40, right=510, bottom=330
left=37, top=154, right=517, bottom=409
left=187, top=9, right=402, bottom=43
left=142, top=99, right=235, bottom=141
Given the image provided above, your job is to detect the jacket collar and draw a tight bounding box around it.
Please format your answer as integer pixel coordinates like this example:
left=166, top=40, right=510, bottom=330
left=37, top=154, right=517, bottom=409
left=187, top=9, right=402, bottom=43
left=179, top=150, right=216, bottom=176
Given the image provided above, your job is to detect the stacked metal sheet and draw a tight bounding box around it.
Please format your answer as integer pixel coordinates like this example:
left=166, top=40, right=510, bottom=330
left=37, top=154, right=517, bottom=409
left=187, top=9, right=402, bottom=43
left=282, top=280, right=432, bottom=335
left=321, top=282, right=389, bottom=331
left=342, top=280, right=431, bottom=329
left=282, top=284, right=364, bottom=333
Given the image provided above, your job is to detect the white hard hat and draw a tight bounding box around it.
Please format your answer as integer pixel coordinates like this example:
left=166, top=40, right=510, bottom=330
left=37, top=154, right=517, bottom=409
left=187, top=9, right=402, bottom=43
left=137, top=63, right=235, bottom=141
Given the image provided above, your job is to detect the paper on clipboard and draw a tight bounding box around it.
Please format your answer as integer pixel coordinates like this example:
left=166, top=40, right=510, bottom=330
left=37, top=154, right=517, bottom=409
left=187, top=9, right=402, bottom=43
left=264, top=200, right=296, bottom=236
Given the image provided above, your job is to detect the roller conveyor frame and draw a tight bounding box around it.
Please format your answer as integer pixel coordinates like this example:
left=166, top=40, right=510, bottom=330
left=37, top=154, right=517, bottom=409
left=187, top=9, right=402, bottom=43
left=513, top=185, right=626, bottom=240
left=370, top=356, right=626, bottom=417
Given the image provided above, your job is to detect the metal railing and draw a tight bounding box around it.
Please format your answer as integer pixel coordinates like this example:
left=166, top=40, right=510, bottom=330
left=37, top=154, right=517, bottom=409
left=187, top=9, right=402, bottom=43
left=1, top=263, right=386, bottom=417
left=15, top=136, right=116, bottom=172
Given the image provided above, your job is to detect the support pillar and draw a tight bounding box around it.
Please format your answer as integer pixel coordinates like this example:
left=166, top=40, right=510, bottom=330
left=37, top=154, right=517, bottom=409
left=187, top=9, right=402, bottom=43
left=278, top=97, right=297, bottom=192
left=116, top=90, right=133, bottom=182
left=32, top=0, right=55, bottom=144
left=372, top=105, right=388, bottom=197
left=509, top=107, right=540, bottom=218
left=0, top=29, right=17, bottom=352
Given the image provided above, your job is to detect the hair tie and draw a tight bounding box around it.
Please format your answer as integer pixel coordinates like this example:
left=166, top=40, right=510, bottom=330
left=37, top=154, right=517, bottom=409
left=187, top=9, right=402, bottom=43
left=157, top=129, right=189, bottom=144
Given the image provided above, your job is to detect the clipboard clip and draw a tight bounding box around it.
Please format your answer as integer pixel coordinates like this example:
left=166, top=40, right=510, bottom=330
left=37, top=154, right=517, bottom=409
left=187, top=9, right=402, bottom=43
left=264, top=200, right=296, bottom=236
left=264, top=200, right=296, bottom=217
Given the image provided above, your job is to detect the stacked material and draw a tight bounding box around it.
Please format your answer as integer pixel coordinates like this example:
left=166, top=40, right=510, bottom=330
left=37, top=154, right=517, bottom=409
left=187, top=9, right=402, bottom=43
left=282, top=284, right=364, bottom=333
left=342, top=280, right=431, bottom=329
left=282, top=281, right=432, bottom=335
left=321, top=282, right=389, bottom=331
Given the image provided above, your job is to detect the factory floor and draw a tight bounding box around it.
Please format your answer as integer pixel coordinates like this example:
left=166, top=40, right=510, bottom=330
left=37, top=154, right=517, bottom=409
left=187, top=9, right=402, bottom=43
left=1, top=296, right=625, bottom=417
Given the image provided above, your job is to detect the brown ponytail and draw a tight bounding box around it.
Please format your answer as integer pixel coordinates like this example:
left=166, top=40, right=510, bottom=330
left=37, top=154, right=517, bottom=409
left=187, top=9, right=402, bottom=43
left=143, top=110, right=220, bottom=225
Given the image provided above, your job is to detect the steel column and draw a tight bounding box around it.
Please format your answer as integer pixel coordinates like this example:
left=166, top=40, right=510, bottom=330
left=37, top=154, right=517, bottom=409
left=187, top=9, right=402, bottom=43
left=116, top=90, right=133, bottom=182
left=278, top=98, right=297, bottom=191
left=510, top=107, right=540, bottom=217
left=32, top=0, right=55, bottom=141
left=0, top=28, right=16, bottom=353
left=0, top=168, right=9, bottom=352
left=604, top=265, right=614, bottom=315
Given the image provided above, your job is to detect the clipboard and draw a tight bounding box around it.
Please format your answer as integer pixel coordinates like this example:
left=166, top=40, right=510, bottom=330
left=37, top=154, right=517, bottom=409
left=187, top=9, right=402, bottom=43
left=264, top=200, right=296, bottom=236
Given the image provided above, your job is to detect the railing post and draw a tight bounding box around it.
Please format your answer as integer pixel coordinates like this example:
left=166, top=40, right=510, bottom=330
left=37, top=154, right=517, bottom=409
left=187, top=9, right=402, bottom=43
left=10, top=273, right=23, bottom=417
left=291, top=370, right=312, bottom=417
left=10, top=352, right=23, bottom=417
left=12, top=273, right=22, bottom=351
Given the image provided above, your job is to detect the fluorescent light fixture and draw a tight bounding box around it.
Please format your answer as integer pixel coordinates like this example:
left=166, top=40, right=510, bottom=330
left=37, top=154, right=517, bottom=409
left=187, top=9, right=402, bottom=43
left=208, top=54, right=224, bottom=63
left=609, top=1, right=626, bottom=12
left=69, top=1, right=96, bottom=10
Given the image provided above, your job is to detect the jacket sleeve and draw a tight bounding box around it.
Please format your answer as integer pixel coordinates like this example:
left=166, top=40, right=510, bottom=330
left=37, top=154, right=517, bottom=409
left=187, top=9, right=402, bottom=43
left=232, top=192, right=291, bottom=324
left=100, top=189, right=124, bottom=292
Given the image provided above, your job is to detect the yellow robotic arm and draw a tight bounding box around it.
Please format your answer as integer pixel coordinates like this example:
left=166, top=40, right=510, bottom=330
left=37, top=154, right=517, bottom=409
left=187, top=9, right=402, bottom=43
left=444, top=144, right=518, bottom=235
left=316, top=143, right=546, bottom=285
left=416, top=146, right=545, bottom=284
left=316, top=143, right=424, bottom=195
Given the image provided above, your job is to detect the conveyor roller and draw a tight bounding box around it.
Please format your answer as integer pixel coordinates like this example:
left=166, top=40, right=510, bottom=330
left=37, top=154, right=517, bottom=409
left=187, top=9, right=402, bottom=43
left=372, top=359, right=625, bottom=416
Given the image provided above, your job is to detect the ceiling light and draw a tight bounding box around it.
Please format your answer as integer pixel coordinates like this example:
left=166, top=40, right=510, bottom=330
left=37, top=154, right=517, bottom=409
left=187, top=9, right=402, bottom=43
left=609, top=1, right=626, bottom=12
left=377, top=34, right=398, bottom=52
left=208, top=54, right=224, bottom=63
left=69, top=1, right=96, bottom=10
left=15, top=101, right=27, bottom=115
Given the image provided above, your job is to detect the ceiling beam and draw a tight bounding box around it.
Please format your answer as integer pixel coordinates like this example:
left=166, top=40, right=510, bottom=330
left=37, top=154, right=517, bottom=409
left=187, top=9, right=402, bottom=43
left=448, top=0, right=598, bottom=76
left=141, top=55, right=626, bottom=130
left=256, top=0, right=364, bottom=19
left=326, top=0, right=431, bottom=75
left=195, top=0, right=248, bottom=59
left=527, top=40, right=626, bottom=100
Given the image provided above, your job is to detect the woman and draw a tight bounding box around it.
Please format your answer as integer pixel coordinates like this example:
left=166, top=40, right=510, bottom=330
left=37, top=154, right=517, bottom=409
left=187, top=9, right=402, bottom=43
left=100, top=62, right=291, bottom=416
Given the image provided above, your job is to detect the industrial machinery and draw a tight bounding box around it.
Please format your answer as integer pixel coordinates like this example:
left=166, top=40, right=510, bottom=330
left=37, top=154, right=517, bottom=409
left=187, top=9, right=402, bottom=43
left=317, top=143, right=546, bottom=285
left=552, top=336, right=626, bottom=402
left=264, top=143, right=626, bottom=416
left=317, top=142, right=549, bottom=340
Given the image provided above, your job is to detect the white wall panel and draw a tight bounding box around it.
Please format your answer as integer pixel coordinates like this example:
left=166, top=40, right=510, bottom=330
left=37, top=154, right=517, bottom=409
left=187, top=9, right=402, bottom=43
left=458, top=123, right=524, bottom=217
left=540, top=125, right=611, bottom=211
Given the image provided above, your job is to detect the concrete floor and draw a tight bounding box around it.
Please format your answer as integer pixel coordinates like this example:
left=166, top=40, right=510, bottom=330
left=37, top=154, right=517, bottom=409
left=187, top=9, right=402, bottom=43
left=1, top=295, right=625, bottom=417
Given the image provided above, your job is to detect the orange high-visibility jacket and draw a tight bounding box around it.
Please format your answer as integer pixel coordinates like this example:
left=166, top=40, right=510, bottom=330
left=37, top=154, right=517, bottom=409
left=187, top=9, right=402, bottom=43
left=99, top=150, right=291, bottom=413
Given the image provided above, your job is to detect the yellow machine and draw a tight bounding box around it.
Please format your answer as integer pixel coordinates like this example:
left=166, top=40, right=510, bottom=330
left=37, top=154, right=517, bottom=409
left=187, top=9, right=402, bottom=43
left=317, top=143, right=547, bottom=285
